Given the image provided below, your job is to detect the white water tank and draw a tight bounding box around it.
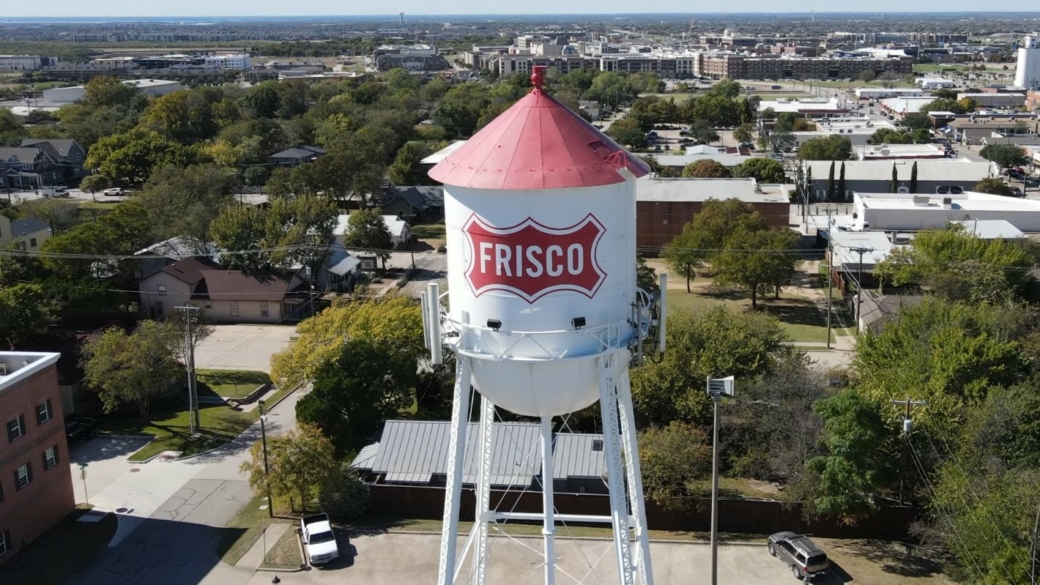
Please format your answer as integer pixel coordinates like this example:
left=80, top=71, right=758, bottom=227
left=429, top=67, right=649, bottom=417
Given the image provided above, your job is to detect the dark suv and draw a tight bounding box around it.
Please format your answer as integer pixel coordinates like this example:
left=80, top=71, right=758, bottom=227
left=768, top=531, right=829, bottom=580
left=65, top=417, right=97, bottom=443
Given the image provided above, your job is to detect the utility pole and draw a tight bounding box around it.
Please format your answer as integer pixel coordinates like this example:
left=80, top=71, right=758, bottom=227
left=177, top=305, right=202, bottom=433
left=846, top=247, right=874, bottom=333
left=1031, top=501, right=1039, bottom=585
left=826, top=236, right=833, bottom=349
left=706, top=376, right=735, bottom=585
left=891, top=397, right=928, bottom=505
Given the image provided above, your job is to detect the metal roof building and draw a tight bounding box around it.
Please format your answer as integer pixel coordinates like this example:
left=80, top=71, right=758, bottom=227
left=352, top=420, right=611, bottom=493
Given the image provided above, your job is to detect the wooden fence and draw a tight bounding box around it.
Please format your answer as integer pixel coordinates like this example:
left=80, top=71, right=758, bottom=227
left=367, top=484, right=917, bottom=540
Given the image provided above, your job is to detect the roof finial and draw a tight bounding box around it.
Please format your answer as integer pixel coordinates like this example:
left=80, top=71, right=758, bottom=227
left=531, top=65, right=547, bottom=90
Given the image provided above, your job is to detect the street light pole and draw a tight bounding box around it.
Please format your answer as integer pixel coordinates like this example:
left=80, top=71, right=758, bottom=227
left=259, top=399, right=273, bottom=518
left=706, top=376, right=735, bottom=585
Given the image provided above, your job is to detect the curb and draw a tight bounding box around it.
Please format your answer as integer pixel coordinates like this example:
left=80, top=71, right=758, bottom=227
left=256, top=565, right=304, bottom=573
left=379, top=529, right=765, bottom=546
left=123, top=437, right=159, bottom=463
left=266, top=382, right=305, bottom=411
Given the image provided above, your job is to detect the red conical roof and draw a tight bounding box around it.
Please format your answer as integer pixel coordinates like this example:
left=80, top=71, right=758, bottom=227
left=428, top=87, right=650, bottom=190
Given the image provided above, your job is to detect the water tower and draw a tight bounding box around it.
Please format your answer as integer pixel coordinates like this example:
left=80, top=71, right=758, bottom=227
left=422, top=65, right=667, bottom=585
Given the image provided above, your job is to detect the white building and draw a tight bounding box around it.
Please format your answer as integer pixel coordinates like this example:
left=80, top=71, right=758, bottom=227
left=0, top=55, right=42, bottom=71
left=850, top=191, right=1040, bottom=232
left=1014, top=36, right=1040, bottom=90
left=916, top=77, right=956, bottom=89
left=879, top=96, right=936, bottom=116
left=335, top=214, right=412, bottom=248
left=792, top=117, right=897, bottom=146
left=758, top=97, right=847, bottom=117
left=41, top=79, right=184, bottom=104
left=855, top=143, right=948, bottom=160
left=854, top=87, right=925, bottom=100
left=203, top=53, right=251, bottom=70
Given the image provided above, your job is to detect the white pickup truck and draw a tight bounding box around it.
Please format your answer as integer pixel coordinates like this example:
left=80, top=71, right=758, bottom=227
left=300, top=513, right=339, bottom=566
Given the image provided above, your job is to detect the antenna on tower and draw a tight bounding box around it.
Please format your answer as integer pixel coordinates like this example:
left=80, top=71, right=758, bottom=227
left=811, top=10, right=815, bottom=23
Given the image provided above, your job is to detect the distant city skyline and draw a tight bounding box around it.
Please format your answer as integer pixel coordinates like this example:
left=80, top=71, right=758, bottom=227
left=2, top=4, right=1039, bottom=19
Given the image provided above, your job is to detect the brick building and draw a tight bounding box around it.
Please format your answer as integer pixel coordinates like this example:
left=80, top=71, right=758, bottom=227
left=0, top=352, right=74, bottom=566
left=635, top=177, right=792, bottom=249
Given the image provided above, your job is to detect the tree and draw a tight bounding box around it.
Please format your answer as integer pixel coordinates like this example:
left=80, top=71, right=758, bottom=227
left=707, top=78, right=742, bottom=99
left=902, top=112, right=932, bottom=131
left=877, top=71, right=903, bottom=88
left=681, top=159, right=730, bottom=178
left=140, top=90, right=218, bottom=144
left=797, top=136, right=852, bottom=161
left=270, top=296, right=424, bottom=390
left=604, top=118, right=647, bottom=148
left=41, top=200, right=153, bottom=285
left=432, top=82, right=490, bottom=138
left=826, top=161, right=836, bottom=201
left=733, top=123, right=754, bottom=144
left=241, top=81, right=282, bottom=119
left=342, top=207, right=394, bottom=266
left=804, top=390, right=898, bottom=524
left=84, top=75, right=140, bottom=109
left=688, top=119, right=719, bottom=145
left=638, top=422, right=712, bottom=511
left=854, top=299, right=1030, bottom=421
left=980, top=144, right=1030, bottom=175
left=318, top=463, right=371, bottom=521
left=712, top=228, right=799, bottom=309
left=388, top=141, right=440, bottom=186
left=79, top=174, right=110, bottom=197
left=765, top=131, right=796, bottom=154
left=80, top=321, right=183, bottom=419
left=956, top=97, right=977, bottom=112
left=296, top=338, right=417, bottom=455
left=933, top=88, right=958, bottom=100
left=856, top=70, right=877, bottom=83
left=838, top=162, right=847, bottom=201
left=773, top=112, right=799, bottom=133
left=920, top=98, right=965, bottom=115
left=664, top=229, right=702, bottom=293
left=630, top=306, right=790, bottom=428
left=240, top=424, right=338, bottom=512
left=973, top=177, right=1015, bottom=196
left=874, top=225, right=1036, bottom=304
left=137, top=163, right=237, bottom=248
left=731, top=157, right=786, bottom=183
left=86, top=128, right=203, bottom=187
left=909, top=161, right=918, bottom=194
left=890, top=163, right=899, bottom=192
left=0, top=284, right=52, bottom=349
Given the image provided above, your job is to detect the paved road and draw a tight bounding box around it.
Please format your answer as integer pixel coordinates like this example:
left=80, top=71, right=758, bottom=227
left=233, top=532, right=853, bottom=585
left=194, top=324, right=297, bottom=373
left=70, top=390, right=304, bottom=585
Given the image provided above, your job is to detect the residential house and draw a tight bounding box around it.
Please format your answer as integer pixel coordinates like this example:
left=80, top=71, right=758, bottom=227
left=138, top=257, right=309, bottom=323
left=0, top=215, right=51, bottom=251
left=336, top=214, right=412, bottom=248
left=0, top=146, right=61, bottom=190
left=318, top=242, right=363, bottom=291
left=134, top=236, right=219, bottom=279
left=378, top=185, right=444, bottom=222
left=19, top=139, right=85, bottom=184
left=267, top=145, right=326, bottom=167
left=0, top=352, right=75, bottom=566
left=857, top=291, right=925, bottom=333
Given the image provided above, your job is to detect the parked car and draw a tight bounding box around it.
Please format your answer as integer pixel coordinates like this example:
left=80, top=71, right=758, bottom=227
left=65, top=417, right=97, bottom=443
left=301, top=513, right=340, bottom=566
left=103, top=188, right=123, bottom=196
left=1025, top=178, right=1039, bottom=188
left=767, top=532, right=830, bottom=580
left=1013, top=187, right=1024, bottom=197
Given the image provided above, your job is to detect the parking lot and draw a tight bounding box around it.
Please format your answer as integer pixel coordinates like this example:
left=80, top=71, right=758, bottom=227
left=68, top=436, right=153, bottom=504
left=194, top=324, right=297, bottom=373
left=233, top=532, right=895, bottom=585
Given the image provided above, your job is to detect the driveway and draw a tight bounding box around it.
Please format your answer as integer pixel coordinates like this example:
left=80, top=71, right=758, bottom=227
left=234, top=533, right=813, bottom=585
left=69, top=436, right=153, bottom=504
left=194, top=325, right=297, bottom=373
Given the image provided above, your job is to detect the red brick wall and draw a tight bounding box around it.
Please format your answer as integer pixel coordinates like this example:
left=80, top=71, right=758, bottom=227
left=0, top=365, right=75, bottom=565
left=636, top=201, right=792, bottom=250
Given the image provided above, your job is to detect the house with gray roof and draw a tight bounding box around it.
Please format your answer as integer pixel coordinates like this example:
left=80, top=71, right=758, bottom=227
left=352, top=420, right=609, bottom=494
left=0, top=215, right=51, bottom=251
left=267, top=145, right=326, bottom=167
left=20, top=138, right=85, bottom=184
left=379, top=185, right=444, bottom=221
left=0, top=146, right=60, bottom=189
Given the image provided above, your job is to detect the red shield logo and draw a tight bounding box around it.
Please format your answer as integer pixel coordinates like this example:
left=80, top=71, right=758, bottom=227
left=463, top=214, right=607, bottom=303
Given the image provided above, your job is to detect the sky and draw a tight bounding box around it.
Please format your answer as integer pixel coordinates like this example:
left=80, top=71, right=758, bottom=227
left=2, top=3, right=1039, bottom=18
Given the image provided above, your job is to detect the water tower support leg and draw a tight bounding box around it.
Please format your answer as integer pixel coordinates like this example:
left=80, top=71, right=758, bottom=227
left=540, top=416, right=557, bottom=585
left=618, top=367, right=654, bottom=585
left=471, top=394, right=495, bottom=585
left=599, top=353, right=636, bottom=585
left=437, top=357, right=473, bottom=585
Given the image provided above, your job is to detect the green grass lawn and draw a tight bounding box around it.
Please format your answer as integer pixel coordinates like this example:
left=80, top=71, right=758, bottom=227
left=0, top=505, right=117, bottom=585
left=73, top=199, right=122, bottom=210
left=261, top=527, right=304, bottom=570
left=666, top=287, right=833, bottom=344
left=196, top=369, right=270, bottom=399
left=97, top=382, right=298, bottom=462
left=218, top=496, right=296, bottom=566
left=411, top=221, right=446, bottom=240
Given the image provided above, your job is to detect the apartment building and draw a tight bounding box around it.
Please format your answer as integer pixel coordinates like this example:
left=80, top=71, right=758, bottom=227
left=0, top=352, right=74, bottom=566
left=741, top=56, right=912, bottom=80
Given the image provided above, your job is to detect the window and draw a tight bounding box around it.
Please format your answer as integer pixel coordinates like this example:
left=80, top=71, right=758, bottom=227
left=230, top=301, right=239, bottom=317
left=154, top=301, right=164, bottom=317
left=157, top=284, right=167, bottom=296
left=29, top=238, right=37, bottom=248
left=0, top=479, right=4, bottom=503
left=260, top=302, right=269, bottom=318
left=0, top=529, right=8, bottom=557
left=36, top=400, right=52, bottom=425
left=6, top=416, right=25, bottom=443
left=43, top=445, right=58, bottom=471
left=15, top=463, right=31, bottom=490
left=204, top=300, right=212, bottom=310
